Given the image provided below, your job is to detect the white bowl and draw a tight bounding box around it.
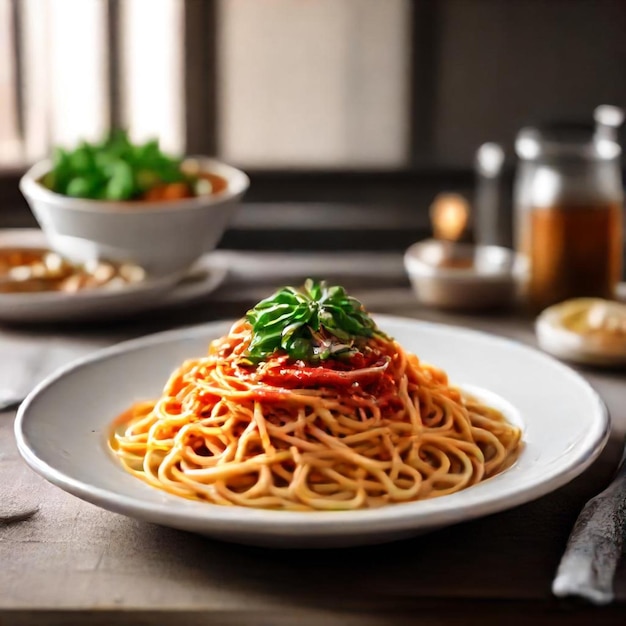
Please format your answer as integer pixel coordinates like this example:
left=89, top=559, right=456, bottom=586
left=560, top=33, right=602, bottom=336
left=536, top=298, right=626, bottom=367
left=19, top=157, right=249, bottom=276
left=404, top=239, right=521, bottom=310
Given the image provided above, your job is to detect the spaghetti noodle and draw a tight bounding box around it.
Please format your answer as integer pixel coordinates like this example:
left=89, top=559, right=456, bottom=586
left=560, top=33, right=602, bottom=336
left=111, top=283, right=522, bottom=511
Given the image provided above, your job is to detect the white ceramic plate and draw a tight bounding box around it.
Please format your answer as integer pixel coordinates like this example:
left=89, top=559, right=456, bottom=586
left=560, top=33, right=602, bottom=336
left=0, top=229, right=227, bottom=323
left=15, top=316, right=609, bottom=548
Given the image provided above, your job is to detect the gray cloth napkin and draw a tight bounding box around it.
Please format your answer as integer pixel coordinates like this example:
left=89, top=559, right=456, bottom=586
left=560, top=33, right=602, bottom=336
left=0, top=338, right=98, bottom=410
left=0, top=338, right=101, bottom=523
left=552, top=441, right=626, bottom=604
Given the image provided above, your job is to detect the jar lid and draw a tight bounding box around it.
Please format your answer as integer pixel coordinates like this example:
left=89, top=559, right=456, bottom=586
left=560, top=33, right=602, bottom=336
left=515, top=122, right=621, bottom=162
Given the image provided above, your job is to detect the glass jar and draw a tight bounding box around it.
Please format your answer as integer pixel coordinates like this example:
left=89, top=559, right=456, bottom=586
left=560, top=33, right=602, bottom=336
left=513, top=124, right=623, bottom=312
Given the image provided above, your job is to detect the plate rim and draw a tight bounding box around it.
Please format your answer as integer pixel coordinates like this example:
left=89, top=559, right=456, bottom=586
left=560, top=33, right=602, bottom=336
left=14, top=315, right=611, bottom=536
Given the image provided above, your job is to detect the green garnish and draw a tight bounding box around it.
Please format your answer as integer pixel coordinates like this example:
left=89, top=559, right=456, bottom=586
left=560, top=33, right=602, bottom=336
left=243, top=279, right=387, bottom=364
left=42, top=129, right=189, bottom=201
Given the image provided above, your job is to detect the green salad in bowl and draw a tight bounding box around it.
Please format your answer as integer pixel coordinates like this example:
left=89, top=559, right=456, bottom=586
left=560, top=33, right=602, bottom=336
left=41, top=130, right=228, bottom=203
left=19, top=131, right=249, bottom=275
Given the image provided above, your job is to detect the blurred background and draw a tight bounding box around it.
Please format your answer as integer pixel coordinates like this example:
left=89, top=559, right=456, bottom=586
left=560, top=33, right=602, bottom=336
left=1, top=0, right=625, bottom=250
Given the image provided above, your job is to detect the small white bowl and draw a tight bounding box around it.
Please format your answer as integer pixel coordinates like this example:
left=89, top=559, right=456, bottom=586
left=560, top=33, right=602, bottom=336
left=404, top=239, right=520, bottom=310
left=536, top=298, right=626, bottom=367
left=20, top=157, right=249, bottom=276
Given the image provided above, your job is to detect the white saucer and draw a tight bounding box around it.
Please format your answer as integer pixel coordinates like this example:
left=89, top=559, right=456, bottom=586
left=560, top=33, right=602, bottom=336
left=0, top=229, right=227, bottom=324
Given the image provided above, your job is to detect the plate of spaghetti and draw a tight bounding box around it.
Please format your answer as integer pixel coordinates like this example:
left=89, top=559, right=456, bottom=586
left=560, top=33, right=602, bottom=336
left=15, top=280, right=608, bottom=547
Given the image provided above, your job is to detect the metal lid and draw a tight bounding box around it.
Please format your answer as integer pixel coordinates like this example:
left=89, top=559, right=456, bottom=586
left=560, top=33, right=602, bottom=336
left=515, top=122, right=621, bottom=162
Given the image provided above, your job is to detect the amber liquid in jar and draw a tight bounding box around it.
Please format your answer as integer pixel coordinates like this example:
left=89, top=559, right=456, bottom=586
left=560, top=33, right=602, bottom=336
left=522, top=203, right=623, bottom=311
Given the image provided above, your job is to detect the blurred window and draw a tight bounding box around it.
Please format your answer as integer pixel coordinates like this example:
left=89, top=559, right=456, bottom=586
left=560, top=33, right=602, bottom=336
left=0, top=0, right=624, bottom=171
left=120, top=0, right=184, bottom=154
left=0, top=0, right=186, bottom=166
left=217, top=0, right=411, bottom=168
left=22, top=0, right=109, bottom=157
left=0, top=0, right=409, bottom=169
left=0, top=0, right=21, bottom=165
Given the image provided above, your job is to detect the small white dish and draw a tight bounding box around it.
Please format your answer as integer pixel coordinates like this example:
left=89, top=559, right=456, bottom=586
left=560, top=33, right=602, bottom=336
left=0, top=229, right=227, bottom=324
left=20, top=156, right=249, bottom=276
left=404, top=239, right=522, bottom=310
left=15, top=315, right=608, bottom=548
left=536, top=298, right=626, bottom=367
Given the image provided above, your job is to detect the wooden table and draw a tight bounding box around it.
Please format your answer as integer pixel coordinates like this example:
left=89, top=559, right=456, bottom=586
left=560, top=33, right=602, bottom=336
left=1, top=251, right=625, bottom=625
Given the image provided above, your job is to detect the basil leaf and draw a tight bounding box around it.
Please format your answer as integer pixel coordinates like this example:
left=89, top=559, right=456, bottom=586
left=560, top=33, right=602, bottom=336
left=241, top=279, right=388, bottom=364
